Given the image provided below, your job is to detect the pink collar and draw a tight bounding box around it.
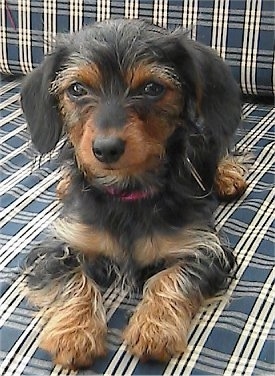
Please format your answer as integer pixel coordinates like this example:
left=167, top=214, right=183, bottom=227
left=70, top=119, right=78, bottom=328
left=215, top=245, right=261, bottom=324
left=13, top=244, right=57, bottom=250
left=105, top=186, right=155, bottom=202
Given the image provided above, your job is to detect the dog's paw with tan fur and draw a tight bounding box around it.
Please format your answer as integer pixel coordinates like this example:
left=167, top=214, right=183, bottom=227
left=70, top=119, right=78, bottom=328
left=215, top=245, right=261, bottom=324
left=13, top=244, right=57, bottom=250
left=40, top=324, right=106, bottom=370
left=56, top=171, right=71, bottom=200
left=123, top=298, right=189, bottom=361
left=215, top=155, right=248, bottom=201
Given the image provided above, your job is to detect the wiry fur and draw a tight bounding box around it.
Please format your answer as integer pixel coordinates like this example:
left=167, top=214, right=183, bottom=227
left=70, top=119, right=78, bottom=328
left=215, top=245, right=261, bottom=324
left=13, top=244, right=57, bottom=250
left=25, top=264, right=106, bottom=369
left=21, top=19, right=247, bottom=369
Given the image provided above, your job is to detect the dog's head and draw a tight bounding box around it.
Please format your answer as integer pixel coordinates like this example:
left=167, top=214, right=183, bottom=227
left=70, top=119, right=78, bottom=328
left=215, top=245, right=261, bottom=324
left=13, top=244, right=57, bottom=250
left=21, top=19, right=203, bottom=188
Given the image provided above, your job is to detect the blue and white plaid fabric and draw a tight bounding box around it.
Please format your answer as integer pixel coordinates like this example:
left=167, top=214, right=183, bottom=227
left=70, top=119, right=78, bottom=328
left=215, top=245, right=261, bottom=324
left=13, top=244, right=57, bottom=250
left=1, top=0, right=275, bottom=96
left=0, top=75, right=274, bottom=374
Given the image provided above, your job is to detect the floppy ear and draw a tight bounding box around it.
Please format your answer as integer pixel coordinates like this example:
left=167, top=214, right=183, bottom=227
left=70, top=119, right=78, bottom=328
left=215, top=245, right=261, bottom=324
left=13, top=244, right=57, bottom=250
left=159, top=30, right=203, bottom=127
left=21, top=49, right=67, bottom=154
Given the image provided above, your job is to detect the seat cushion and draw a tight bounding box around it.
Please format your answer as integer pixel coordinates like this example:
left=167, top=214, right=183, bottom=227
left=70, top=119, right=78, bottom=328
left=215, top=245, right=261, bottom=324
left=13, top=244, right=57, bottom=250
left=1, top=0, right=274, bottom=96
left=0, top=77, right=274, bottom=375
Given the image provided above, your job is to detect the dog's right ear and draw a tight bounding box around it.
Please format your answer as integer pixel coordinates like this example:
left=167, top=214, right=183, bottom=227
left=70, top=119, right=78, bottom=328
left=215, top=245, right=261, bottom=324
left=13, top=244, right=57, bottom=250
left=21, top=48, right=67, bottom=154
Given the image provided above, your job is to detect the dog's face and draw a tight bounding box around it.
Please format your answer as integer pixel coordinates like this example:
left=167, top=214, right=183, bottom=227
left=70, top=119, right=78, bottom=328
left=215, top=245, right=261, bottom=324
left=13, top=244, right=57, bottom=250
left=21, top=19, right=200, bottom=187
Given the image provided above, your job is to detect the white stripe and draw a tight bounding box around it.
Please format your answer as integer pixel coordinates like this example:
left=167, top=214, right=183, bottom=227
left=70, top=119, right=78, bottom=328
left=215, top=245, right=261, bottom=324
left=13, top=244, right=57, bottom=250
left=191, top=0, right=198, bottom=39
left=43, top=0, right=49, bottom=54
left=211, top=0, right=219, bottom=50
left=26, top=0, right=32, bottom=71
left=75, top=0, right=79, bottom=31
left=106, top=0, right=110, bottom=19
left=18, top=0, right=25, bottom=73
left=125, top=0, right=130, bottom=18
left=97, top=0, right=101, bottom=22
left=134, top=0, right=139, bottom=19
left=52, top=0, right=56, bottom=45
left=182, top=0, right=188, bottom=29
left=221, top=0, right=230, bottom=59
left=153, top=0, right=159, bottom=25
left=0, top=2, right=11, bottom=74
left=241, top=0, right=251, bottom=94
left=70, top=0, right=75, bottom=32
left=246, top=0, right=255, bottom=95
left=78, top=0, right=83, bottom=31
left=163, top=0, right=168, bottom=28
left=251, top=0, right=262, bottom=95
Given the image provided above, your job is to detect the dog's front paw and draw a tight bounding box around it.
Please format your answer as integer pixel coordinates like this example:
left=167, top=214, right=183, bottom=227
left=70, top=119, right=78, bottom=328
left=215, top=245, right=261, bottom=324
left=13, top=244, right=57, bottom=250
left=123, top=300, right=188, bottom=361
left=40, top=324, right=106, bottom=370
left=215, top=155, right=248, bottom=201
left=36, top=271, right=107, bottom=370
left=56, top=171, right=71, bottom=200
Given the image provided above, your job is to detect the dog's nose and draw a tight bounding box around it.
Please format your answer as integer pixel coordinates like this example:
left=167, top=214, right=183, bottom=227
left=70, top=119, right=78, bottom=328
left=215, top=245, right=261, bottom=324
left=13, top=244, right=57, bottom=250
left=92, top=137, right=125, bottom=163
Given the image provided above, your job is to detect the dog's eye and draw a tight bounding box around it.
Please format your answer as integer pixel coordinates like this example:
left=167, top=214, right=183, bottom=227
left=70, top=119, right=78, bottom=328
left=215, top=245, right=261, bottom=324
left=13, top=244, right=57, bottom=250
left=67, top=83, right=88, bottom=98
left=143, top=82, right=165, bottom=98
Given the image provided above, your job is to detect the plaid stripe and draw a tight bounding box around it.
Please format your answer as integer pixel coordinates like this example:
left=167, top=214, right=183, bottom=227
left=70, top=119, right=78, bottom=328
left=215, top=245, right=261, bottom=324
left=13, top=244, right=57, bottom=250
left=0, top=77, right=274, bottom=375
left=1, top=0, right=274, bottom=96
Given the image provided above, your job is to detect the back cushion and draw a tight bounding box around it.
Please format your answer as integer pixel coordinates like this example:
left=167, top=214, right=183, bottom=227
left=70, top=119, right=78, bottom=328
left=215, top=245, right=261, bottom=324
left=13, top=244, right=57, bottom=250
left=1, top=0, right=274, bottom=96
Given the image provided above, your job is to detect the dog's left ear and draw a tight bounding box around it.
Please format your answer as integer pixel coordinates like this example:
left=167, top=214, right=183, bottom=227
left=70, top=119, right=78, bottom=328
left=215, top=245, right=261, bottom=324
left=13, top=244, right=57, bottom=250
left=160, top=29, right=203, bottom=123
left=21, top=48, right=67, bottom=154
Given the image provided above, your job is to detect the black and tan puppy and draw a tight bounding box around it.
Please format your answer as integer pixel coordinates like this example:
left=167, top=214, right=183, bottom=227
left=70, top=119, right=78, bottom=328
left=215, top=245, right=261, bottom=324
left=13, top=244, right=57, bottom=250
left=21, top=19, right=247, bottom=369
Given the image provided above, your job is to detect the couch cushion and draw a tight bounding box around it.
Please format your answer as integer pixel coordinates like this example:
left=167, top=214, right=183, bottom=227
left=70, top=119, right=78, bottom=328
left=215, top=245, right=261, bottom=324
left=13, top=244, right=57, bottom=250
left=1, top=0, right=274, bottom=96
left=0, top=76, right=274, bottom=376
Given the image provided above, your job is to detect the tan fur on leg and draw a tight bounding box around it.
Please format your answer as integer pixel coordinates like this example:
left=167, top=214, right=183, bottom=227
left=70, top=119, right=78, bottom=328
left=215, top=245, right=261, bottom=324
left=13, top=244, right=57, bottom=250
left=27, top=271, right=107, bottom=369
left=215, top=154, right=249, bottom=200
left=56, top=170, right=71, bottom=200
left=123, top=265, right=202, bottom=361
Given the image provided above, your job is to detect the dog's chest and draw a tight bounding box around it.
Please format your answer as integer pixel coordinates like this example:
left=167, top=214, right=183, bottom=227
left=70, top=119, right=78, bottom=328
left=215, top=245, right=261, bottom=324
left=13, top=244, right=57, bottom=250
left=82, top=250, right=167, bottom=290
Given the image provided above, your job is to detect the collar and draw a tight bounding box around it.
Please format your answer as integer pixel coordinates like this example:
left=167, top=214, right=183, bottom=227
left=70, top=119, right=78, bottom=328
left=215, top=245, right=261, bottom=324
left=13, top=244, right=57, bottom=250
left=105, top=186, right=156, bottom=202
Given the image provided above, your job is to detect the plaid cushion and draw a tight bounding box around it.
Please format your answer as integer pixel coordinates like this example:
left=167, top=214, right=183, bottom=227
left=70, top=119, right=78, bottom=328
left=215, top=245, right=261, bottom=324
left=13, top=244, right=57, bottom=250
left=0, top=77, right=274, bottom=375
left=1, top=0, right=274, bottom=96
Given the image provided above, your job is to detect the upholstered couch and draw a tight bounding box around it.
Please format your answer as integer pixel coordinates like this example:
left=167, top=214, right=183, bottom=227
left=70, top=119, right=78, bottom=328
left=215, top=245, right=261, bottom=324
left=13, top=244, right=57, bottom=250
left=1, top=1, right=274, bottom=375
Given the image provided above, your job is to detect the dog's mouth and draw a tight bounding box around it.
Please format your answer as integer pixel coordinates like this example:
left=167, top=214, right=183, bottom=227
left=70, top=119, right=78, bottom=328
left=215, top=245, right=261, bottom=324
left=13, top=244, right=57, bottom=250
left=92, top=168, right=162, bottom=202
left=103, top=185, right=158, bottom=201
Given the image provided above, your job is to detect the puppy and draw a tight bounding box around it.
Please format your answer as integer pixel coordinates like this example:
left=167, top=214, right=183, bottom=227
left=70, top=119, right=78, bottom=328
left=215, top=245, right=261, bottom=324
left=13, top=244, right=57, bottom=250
left=21, top=19, right=247, bottom=369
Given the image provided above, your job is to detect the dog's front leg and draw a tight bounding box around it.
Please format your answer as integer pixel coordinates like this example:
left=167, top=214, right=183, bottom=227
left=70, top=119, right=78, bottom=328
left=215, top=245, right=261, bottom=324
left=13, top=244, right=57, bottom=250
left=124, top=230, right=234, bottom=361
left=26, top=262, right=106, bottom=369
left=123, top=264, right=198, bottom=360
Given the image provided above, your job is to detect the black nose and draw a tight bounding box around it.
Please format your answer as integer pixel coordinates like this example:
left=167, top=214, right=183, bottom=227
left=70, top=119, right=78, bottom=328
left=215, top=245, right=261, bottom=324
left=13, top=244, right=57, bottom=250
left=92, top=137, right=125, bottom=163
